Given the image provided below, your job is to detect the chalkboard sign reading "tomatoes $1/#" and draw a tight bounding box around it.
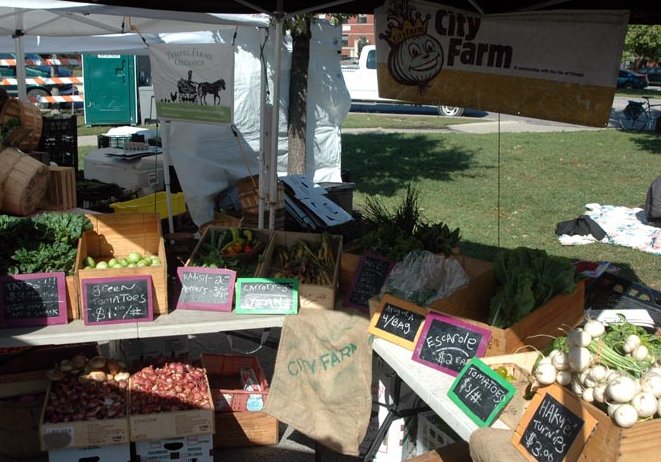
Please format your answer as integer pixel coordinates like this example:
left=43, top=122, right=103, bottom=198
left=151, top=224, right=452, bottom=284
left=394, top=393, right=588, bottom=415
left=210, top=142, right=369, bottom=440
left=82, top=276, right=153, bottom=325
left=412, top=312, right=491, bottom=376
left=0, top=272, right=68, bottom=327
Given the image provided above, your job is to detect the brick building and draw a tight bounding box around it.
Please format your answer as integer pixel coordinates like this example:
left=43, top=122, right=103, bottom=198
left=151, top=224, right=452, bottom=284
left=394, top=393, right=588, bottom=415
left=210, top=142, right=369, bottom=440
left=340, top=14, right=375, bottom=58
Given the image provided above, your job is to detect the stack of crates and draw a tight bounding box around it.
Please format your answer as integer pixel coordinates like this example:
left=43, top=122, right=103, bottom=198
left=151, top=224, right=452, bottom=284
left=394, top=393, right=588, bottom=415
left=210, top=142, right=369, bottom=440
left=36, top=116, right=78, bottom=171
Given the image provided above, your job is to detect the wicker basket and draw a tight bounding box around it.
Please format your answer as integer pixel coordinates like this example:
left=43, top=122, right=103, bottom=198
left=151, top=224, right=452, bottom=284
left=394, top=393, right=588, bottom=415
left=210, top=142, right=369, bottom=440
left=0, top=98, right=43, bottom=152
left=0, top=146, right=50, bottom=216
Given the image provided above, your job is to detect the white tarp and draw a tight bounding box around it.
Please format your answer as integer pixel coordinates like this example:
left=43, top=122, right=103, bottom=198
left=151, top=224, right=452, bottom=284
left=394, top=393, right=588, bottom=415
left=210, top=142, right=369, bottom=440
left=375, top=0, right=628, bottom=126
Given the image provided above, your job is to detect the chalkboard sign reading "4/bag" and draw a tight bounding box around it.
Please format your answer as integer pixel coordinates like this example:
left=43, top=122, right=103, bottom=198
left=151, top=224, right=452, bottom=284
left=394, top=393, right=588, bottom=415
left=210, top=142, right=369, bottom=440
left=0, top=272, right=67, bottom=327
left=176, top=267, right=237, bottom=312
left=448, top=357, right=516, bottom=427
left=368, top=294, right=427, bottom=350
left=412, top=312, right=491, bottom=376
left=513, top=383, right=598, bottom=462
left=235, top=278, right=298, bottom=315
left=345, top=253, right=393, bottom=310
left=82, top=276, right=153, bottom=325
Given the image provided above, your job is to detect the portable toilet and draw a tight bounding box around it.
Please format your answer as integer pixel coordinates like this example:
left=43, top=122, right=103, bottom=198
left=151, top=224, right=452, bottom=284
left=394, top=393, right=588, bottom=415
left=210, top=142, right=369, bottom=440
left=82, top=54, right=138, bottom=126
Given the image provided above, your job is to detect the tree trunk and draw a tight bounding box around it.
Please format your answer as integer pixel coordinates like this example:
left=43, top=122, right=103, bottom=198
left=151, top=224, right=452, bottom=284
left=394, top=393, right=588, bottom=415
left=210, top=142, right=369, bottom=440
left=287, top=19, right=311, bottom=176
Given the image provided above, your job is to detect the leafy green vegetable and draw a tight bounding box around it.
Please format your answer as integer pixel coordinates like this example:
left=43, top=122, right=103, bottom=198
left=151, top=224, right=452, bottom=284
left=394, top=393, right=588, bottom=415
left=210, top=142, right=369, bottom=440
left=488, top=247, right=577, bottom=328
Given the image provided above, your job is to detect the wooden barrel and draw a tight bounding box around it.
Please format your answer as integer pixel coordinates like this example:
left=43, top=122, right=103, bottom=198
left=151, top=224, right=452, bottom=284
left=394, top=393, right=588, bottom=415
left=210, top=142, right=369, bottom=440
left=0, top=98, right=43, bottom=152
left=0, top=146, right=50, bottom=216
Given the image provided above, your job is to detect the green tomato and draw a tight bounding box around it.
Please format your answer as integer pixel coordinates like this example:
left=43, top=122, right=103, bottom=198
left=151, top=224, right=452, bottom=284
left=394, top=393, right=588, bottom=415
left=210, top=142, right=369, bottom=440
left=96, top=261, right=109, bottom=269
left=86, top=256, right=96, bottom=269
left=128, top=263, right=137, bottom=268
left=139, top=258, right=152, bottom=267
left=150, top=256, right=161, bottom=266
left=127, top=251, right=143, bottom=264
left=119, top=258, right=129, bottom=267
left=136, top=260, right=148, bottom=267
left=108, top=258, right=118, bottom=268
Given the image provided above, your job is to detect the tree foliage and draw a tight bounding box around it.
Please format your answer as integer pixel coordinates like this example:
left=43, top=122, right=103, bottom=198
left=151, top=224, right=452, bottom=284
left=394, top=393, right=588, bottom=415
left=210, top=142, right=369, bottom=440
left=623, top=25, right=661, bottom=66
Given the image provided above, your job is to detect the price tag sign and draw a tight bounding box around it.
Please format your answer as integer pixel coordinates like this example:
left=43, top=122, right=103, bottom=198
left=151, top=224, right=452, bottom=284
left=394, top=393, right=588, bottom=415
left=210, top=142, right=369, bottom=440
left=176, top=267, right=236, bottom=312
left=448, top=357, right=516, bottom=427
left=234, top=278, right=298, bottom=315
left=513, top=383, right=598, bottom=462
left=82, top=276, right=153, bottom=325
left=344, top=253, right=393, bottom=310
left=0, top=272, right=67, bottom=327
left=412, top=311, right=490, bottom=376
left=368, top=294, right=427, bottom=350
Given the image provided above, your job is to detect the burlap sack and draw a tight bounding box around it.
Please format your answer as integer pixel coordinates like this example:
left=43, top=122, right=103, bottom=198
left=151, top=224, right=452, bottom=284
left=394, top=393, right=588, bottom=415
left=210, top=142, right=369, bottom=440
left=469, top=428, right=527, bottom=462
left=263, top=308, right=372, bottom=456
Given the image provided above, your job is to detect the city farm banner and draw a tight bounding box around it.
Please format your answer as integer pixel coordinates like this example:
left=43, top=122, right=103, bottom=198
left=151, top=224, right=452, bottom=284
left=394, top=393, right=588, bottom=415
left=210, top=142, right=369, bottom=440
left=375, top=0, right=629, bottom=126
left=150, top=43, right=234, bottom=123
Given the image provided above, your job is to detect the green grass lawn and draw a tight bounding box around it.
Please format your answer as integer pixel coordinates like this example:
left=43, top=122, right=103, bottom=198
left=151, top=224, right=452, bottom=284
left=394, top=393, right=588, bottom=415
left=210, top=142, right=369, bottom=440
left=341, top=129, right=661, bottom=290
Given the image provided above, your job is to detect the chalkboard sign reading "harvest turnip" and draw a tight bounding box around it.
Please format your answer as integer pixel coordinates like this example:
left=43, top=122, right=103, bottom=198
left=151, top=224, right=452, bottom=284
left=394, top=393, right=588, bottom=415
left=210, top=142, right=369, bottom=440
left=368, top=294, right=427, bottom=350
left=176, top=267, right=236, bottom=312
left=345, top=253, right=393, bottom=310
left=235, top=278, right=298, bottom=315
left=412, top=312, right=491, bottom=376
left=82, top=276, right=153, bottom=325
left=448, top=357, right=516, bottom=427
left=513, top=383, right=598, bottom=462
left=0, top=272, right=67, bottom=327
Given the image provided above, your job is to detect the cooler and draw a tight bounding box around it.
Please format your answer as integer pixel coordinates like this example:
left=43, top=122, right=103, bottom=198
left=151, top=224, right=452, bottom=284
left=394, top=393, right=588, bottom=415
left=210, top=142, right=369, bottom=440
left=83, top=147, right=165, bottom=195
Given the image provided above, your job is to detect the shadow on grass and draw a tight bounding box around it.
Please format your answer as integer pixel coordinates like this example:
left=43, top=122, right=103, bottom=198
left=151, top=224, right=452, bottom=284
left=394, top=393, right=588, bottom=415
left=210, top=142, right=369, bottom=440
left=341, top=133, right=477, bottom=196
left=629, top=131, right=661, bottom=153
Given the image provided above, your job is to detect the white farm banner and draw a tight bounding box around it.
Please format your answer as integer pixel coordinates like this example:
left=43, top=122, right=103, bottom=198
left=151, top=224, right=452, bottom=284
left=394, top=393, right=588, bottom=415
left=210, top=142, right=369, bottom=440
left=375, top=0, right=629, bottom=126
left=150, top=44, right=234, bottom=124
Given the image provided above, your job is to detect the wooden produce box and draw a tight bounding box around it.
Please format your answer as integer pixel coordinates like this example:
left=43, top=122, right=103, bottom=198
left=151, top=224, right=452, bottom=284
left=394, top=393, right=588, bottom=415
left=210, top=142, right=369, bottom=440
left=259, top=230, right=342, bottom=310
left=39, top=382, right=129, bottom=451
left=65, top=275, right=79, bottom=320
left=39, top=166, right=76, bottom=211
left=201, top=353, right=269, bottom=413
left=579, top=399, right=661, bottom=462
left=128, top=375, right=215, bottom=441
left=186, top=226, right=273, bottom=278
left=75, top=213, right=168, bottom=317
left=214, top=411, right=279, bottom=448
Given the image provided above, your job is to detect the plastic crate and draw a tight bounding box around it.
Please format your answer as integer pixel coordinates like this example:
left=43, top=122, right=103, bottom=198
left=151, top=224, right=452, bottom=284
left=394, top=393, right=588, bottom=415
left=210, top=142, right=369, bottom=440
left=36, top=116, right=78, bottom=170
left=97, top=133, right=144, bottom=149
left=110, top=191, right=186, bottom=219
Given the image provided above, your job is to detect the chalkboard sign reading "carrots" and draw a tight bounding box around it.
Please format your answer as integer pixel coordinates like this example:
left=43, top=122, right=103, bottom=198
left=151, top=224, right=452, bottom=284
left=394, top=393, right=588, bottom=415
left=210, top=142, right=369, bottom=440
left=0, top=272, right=67, bottom=327
left=82, top=276, right=153, bottom=325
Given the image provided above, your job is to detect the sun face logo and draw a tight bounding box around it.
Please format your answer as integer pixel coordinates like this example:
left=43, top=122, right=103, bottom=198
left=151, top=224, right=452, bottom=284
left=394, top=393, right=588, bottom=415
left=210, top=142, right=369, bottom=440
left=381, top=9, right=444, bottom=93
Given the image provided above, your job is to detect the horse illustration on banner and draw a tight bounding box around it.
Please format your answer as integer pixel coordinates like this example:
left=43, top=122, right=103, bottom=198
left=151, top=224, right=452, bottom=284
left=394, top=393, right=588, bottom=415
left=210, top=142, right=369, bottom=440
left=197, top=79, right=226, bottom=105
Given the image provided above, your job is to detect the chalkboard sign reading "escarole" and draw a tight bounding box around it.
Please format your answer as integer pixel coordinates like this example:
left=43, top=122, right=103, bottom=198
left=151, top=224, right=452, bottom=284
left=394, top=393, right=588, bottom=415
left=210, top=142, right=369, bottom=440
left=0, top=272, right=67, bottom=327
left=82, top=276, right=153, bottom=325
left=176, top=267, right=236, bottom=312
left=448, top=357, right=516, bottom=427
left=368, top=294, right=427, bottom=350
left=345, top=253, right=393, bottom=310
left=513, top=383, right=598, bottom=462
left=412, top=312, right=491, bottom=376
left=235, top=278, right=298, bottom=315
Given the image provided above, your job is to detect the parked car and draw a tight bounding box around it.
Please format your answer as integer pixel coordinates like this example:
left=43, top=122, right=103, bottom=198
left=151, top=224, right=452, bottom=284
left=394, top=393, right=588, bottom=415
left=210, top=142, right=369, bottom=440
left=0, top=53, right=78, bottom=108
left=640, top=67, right=661, bottom=86
left=617, top=69, right=649, bottom=90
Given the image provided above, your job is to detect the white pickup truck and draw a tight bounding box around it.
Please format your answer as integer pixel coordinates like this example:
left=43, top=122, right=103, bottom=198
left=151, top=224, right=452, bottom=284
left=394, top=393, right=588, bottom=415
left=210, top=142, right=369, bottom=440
left=341, top=45, right=465, bottom=117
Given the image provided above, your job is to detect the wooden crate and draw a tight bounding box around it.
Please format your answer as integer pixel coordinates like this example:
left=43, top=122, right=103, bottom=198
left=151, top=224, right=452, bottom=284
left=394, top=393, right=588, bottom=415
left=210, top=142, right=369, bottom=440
left=580, top=400, right=661, bottom=461
left=259, top=230, right=342, bottom=310
left=65, top=275, right=79, bottom=320
left=40, top=166, right=76, bottom=211
left=0, top=393, right=46, bottom=458
left=213, top=411, right=279, bottom=448
left=75, top=213, right=168, bottom=316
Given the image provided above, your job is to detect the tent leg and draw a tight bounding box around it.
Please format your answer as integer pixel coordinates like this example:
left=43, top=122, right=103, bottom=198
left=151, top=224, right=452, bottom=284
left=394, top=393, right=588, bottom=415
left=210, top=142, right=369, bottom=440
left=161, top=120, right=175, bottom=238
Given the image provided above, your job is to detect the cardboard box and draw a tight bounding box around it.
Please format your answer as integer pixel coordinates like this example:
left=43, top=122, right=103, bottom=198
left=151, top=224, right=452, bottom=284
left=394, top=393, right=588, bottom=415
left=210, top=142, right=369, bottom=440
left=0, top=393, right=45, bottom=458
left=48, top=442, right=131, bottom=462
left=40, top=382, right=129, bottom=450
left=213, top=411, right=279, bottom=448
left=75, top=213, right=168, bottom=317
left=129, top=375, right=214, bottom=441
left=201, top=353, right=269, bottom=413
left=108, top=336, right=189, bottom=364
left=260, top=230, right=342, bottom=310
left=135, top=434, right=213, bottom=462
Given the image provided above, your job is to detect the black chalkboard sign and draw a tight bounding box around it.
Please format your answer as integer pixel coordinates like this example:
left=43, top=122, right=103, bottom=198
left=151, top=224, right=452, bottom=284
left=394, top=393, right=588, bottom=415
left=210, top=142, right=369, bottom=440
left=235, top=278, right=298, bottom=315
left=412, top=312, right=491, bottom=376
left=368, top=294, right=427, bottom=350
left=514, top=384, right=598, bottom=462
left=344, top=254, right=393, bottom=310
left=82, top=276, right=153, bottom=325
left=0, top=272, right=67, bottom=327
left=176, top=267, right=236, bottom=312
left=448, top=358, right=516, bottom=427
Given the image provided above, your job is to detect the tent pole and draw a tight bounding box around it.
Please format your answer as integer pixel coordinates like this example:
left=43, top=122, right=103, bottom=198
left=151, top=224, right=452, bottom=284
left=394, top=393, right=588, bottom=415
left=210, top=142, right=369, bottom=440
left=258, top=27, right=267, bottom=230
left=268, top=18, right=283, bottom=230
left=161, top=120, right=175, bottom=238
left=13, top=10, right=27, bottom=102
